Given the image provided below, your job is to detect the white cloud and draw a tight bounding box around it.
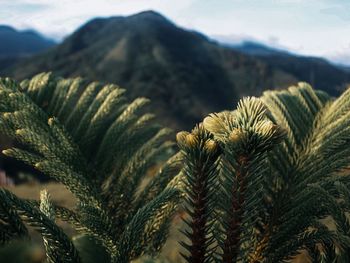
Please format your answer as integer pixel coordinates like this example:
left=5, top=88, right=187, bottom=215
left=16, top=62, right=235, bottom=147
left=326, top=42, right=350, bottom=66
left=0, top=0, right=196, bottom=39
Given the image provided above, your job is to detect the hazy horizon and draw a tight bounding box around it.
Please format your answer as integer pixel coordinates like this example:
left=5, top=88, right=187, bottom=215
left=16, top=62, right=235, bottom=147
left=1, top=0, right=350, bottom=66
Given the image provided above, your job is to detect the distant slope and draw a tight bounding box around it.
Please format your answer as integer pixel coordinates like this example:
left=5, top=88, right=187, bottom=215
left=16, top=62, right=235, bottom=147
left=255, top=54, right=349, bottom=94
left=221, top=40, right=291, bottom=56
left=4, top=11, right=350, bottom=129
left=0, top=25, right=55, bottom=70
left=223, top=40, right=349, bottom=94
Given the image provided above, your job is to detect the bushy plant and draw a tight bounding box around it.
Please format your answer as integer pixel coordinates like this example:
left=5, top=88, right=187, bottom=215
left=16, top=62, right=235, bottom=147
left=177, top=83, right=350, bottom=262
left=0, top=72, right=183, bottom=263
left=2, top=72, right=350, bottom=263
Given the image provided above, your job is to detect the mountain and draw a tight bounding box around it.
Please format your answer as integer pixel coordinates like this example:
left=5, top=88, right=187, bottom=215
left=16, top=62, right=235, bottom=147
left=221, top=40, right=350, bottom=95
left=0, top=25, right=55, bottom=56
left=220, top=40, right=291, bottom=57
left=341, top=65, right=350, bottom=73
left=0, top=25, right=55, bottom=70
left=3, top=11, right=350, bottom=129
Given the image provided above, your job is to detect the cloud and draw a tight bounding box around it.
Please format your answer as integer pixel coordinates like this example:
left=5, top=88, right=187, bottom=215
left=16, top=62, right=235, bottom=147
left=326, top=43, right=350, bottom=66
left=320, top=0, right=350, bottom=21
left=211, top=34, right=257, bottom=45
left=321, top=7, right=350, bottom=21
left=0, top=0, right=196, bottom=39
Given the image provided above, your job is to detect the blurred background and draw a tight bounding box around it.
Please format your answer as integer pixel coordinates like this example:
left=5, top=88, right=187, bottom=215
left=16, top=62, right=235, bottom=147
left=0, top=1, right=349, bottom=262
left=1, top=0, right=350, bottom=179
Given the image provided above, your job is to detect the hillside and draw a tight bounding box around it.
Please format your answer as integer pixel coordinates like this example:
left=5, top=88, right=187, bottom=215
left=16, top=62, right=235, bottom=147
left=4, top=11, right=350, bottom=129
left=221, top=40, right=291, bottom=56
left=0, top=25, right=55, bottom=70
left=226, top=41, right=349, bottom=94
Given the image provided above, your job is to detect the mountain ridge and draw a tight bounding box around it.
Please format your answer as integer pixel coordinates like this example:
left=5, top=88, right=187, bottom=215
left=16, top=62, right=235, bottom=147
left=0, top=25, right=55, bottom=57
left=3, top=11, right=350, bottom=129
left=0, top=25, right=56, bottom=72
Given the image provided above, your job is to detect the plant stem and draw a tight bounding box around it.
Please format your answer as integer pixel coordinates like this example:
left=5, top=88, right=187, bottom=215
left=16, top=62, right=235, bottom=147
left=223, top=155, right=248, bottom=262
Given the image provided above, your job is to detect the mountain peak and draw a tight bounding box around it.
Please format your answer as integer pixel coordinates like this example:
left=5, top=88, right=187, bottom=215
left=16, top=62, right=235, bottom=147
left=6, top=10, right=350, bottom=130
left=127, top=10, right=174, bottom=25
left=132, top=10, right=167, bottom=18
left=71, top=10, right=175, bottom=41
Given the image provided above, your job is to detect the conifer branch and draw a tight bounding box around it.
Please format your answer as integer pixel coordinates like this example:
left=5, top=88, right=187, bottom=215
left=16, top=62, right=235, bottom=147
left=0, top=189, right=81, bottom=263
left=0, top=72, right=181, bottom=262
left=177, top=125, right=221, bottom=263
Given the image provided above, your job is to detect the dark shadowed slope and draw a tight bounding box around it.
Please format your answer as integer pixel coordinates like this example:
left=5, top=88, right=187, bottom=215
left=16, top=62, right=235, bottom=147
left=5, top=11, right=350, bottom=129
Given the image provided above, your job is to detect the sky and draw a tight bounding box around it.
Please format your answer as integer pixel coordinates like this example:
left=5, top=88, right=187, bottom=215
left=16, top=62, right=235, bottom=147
left=1, top=0, right=350, bottom=65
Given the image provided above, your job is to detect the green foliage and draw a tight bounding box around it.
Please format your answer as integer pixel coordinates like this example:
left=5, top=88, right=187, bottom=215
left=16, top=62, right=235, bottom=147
left=176, top=125, right=221, bottom=262
left=2, top=71, right=350, bottom=263
left=0, top=72, right=182, bottom=263
left=177, top=83, right=350, bottom=262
